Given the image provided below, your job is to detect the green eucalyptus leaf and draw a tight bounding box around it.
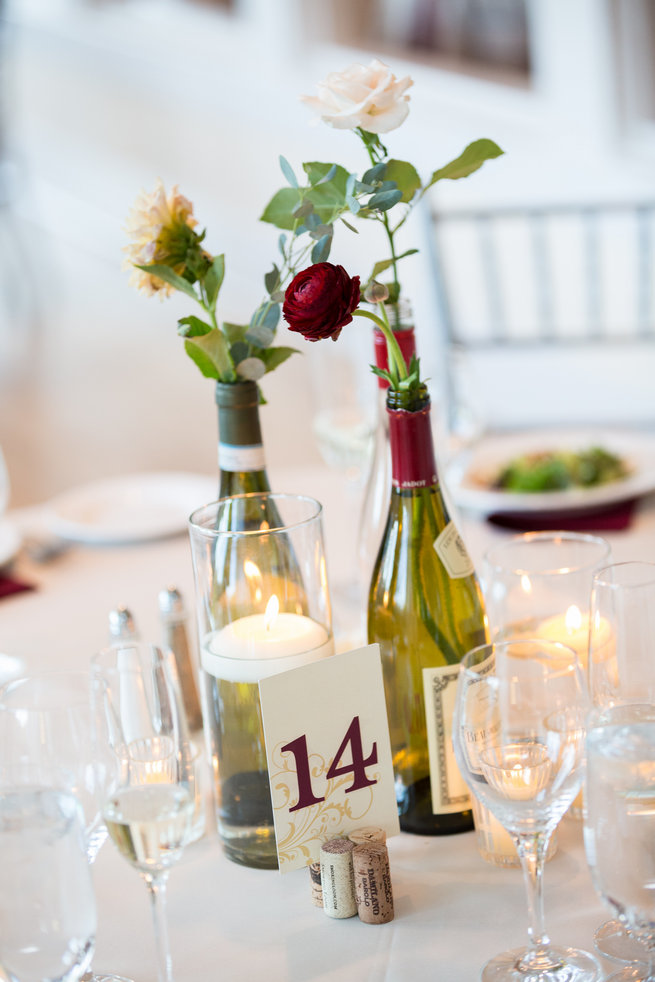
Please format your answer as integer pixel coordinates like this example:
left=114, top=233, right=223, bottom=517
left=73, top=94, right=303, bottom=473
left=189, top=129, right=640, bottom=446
left=136, top=263, right=199, bottom=301
left=311, top=234, right=332, bottom=263
left=293, top=199, right=314, bottom=220
left=236, top=357, right=267, bottom=381
left=309, top=223, right=332, bottom=241
left=370, top=249, right=419, bottom=280
left=260, top=187, right=302, bottom=230
left=278, top=233, right=287, bottom=257
left=425, top=138, right=504, bottom=189
left=314, top=163, right=337, bottom=186
left=303, top=162, right=349, bottom=193
left=346, top=173, right=357, bottom=197
left=279, top=155, right=298, bottom=188
left=385, top=159, right=421, bottom=203
left=346, top=196, right=361, bottom=215
left=246, top=323, right=275, bottom=348
left=203, top=254, right=225, bottom=310
left=264, top=264, right=280, bottom=295
left=184, top=329, right=235, bottom=381
left=367, top=188, right=403, bottom=211
left=258, top=345, right=299, bottom=373
left=230, top=340, right=249, bottom=363
left=177, top=315, right=212, bottom=338
left=340, top=217, right=359, bottom=233
left=251, top=301, right=280, bottom=330
left=304, top=212, right=321, bottom=229
left=362, top=162, right=387, bottom=185
left=270, top=290, right=285, bottom=302
left=223, top=322, right=248, bottom=344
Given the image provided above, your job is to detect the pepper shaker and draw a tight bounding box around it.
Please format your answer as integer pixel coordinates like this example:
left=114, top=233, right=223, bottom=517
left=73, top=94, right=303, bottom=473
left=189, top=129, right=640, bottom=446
left=158, top=587, right=203, bottom=733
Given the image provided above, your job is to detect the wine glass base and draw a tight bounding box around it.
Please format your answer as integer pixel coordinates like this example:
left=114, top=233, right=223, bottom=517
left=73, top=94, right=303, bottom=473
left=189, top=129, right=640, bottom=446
left=482, top=945, right=601, bottom=981
left=604, top=969, right=651, bottom=982
left=595, top=919, right=649, bottom=966
left=81, top=974, right=135, bottom=981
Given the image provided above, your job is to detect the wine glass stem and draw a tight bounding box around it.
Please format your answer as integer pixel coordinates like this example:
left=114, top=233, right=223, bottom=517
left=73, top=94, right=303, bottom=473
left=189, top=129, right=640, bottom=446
left=514, top=832, right=551, bottom=957
left=145, top=872, right=173, bottom=982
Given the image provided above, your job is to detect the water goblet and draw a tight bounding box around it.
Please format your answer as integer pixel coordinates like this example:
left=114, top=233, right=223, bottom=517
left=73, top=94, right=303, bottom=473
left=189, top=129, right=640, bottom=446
left=0, top=787, right=97, bottom=982
left=586, top=562, right=655, bottom=966
left=92, top=642, right=196, bottom=982
left=584, top=704, right=655, bottom=981
left=452, top=639, right=600, bottom=982
left=0, top=670, right=133, bottom=982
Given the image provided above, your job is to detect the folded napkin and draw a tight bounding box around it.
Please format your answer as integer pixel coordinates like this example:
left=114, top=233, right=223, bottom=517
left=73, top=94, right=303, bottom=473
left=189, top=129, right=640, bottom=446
left=0, top=574, right=35, bottom=600
left=488, top=498, right=638, bottom=533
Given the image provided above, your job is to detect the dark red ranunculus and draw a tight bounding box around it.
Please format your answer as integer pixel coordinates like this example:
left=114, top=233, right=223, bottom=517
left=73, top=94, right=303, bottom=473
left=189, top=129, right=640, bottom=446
left=282, top=263, right=361, bottom=342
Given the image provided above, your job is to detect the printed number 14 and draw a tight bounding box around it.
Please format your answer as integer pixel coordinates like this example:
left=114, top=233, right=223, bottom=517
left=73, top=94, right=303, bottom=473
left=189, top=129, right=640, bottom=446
left=282, top=715, right=378, bottom=813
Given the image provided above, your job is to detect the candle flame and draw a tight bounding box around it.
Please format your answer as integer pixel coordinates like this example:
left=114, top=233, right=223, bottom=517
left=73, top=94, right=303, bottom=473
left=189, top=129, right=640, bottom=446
left=565, top=604, right=582, bottom=633
left=520, top=574, right=532, bottom=595
left=264, top=594, right=279, bottom=631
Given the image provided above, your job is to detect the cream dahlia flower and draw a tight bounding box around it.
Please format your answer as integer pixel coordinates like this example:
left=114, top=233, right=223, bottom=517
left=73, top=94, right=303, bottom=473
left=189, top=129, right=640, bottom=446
left=123, top=179, right=199, bottom=297
left=301, top=59, right=413, bottom=134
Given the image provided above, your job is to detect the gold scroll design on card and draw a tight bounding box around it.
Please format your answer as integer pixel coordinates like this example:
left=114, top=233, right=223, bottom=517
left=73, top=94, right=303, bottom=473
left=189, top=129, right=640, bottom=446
left=269, top=741, right=380, bottom=865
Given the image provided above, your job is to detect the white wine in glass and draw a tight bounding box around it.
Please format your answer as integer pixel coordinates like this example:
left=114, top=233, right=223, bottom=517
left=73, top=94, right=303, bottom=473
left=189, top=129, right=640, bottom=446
left=92, top=643, right=195, bottom=982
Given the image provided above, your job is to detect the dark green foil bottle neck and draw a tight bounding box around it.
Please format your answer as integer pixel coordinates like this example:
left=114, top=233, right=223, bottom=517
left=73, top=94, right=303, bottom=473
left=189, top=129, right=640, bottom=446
left=215, top=381, right=270, bottom=496
left=215, top=380, right=263, bottom=447
left=386, top=382, right=430, bottom=414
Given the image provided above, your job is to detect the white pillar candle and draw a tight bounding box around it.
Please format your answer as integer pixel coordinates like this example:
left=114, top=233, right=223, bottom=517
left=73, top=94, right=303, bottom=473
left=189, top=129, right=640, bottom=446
left=201, top=601, right=334, bottom=683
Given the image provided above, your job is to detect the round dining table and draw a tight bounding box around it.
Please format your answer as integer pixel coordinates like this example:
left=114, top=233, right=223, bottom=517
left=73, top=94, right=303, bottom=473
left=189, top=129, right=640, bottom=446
left=2, top=462, right=653, bottom=982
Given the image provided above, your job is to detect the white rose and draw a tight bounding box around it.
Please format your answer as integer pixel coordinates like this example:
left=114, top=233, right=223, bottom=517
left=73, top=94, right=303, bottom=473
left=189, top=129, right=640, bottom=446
left=301, top=59, right=413, bottom=134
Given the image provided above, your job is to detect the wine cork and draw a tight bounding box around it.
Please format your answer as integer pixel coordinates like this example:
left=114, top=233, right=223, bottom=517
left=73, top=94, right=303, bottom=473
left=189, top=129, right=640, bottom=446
left=348, top=826, right=386, bottom=846
left=352, top=842, right=394, bottom=925
left=320, top=838, right=357, bottom=919
left=308, top=861, right=323, bottom=908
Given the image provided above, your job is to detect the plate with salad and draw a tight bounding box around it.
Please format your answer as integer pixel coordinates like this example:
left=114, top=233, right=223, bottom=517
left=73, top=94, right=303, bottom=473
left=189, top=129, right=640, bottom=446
left=446, top=428, right=655, bottom=515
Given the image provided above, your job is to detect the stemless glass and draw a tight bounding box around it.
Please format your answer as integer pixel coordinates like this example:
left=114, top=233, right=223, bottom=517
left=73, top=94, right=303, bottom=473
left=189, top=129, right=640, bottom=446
left=587, top=562, right=655, bottom=966
left=0, top=788, right=97, bottom=982
left=0, top=671, right=109, bottom=861
left=585, top=704, right=655, bottom=982
left=453, top=639, right=600, bottom=982
left=92, top=642, right=195, bottom=982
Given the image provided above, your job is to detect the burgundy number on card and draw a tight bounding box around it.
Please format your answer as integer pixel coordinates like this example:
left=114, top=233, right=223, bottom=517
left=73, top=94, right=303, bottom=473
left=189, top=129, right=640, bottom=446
left=282, top=715, right=378, bottom=813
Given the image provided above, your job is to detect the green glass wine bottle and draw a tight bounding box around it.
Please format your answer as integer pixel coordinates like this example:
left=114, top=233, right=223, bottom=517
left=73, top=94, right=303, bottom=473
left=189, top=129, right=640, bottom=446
left=367, top=382, right=488, bottom=835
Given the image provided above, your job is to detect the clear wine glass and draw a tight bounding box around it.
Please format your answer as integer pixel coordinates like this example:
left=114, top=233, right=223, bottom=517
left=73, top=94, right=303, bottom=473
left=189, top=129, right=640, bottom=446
left=0, top=787, right=97, bottom=982
left=587, top=561, right=655, bottom=967
left=452, top=639, right=601, bottom=982
left=91, top=642, right=196, bottom=982
left=584, top=703, right=655, bottom=982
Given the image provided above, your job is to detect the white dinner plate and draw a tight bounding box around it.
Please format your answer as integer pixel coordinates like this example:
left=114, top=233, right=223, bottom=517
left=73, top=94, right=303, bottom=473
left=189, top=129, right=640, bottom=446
left=44, top=472, right=217, bottom=544
left=0, top=519, right=22, bottom=569
left=446, top=428, right=655, bottom=516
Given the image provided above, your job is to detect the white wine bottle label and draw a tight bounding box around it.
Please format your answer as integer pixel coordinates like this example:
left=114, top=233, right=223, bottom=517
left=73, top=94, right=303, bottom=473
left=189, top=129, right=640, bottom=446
left=433, top=523, right=475, bottom=578
left=218, top=442, right=266, bottom=472
left=422, top=664, right=471, bottom=815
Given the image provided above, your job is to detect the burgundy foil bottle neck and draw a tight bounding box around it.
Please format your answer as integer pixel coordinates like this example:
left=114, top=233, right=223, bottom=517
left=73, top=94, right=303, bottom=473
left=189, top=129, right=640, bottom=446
left=387, top=400, right=438, bottom=490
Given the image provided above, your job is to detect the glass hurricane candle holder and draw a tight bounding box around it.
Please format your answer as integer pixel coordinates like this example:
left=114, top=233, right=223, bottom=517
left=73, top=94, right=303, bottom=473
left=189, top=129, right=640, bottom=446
left=479, top=531, right=610, bottom=843
left=188, top=492, right=335, bottom=870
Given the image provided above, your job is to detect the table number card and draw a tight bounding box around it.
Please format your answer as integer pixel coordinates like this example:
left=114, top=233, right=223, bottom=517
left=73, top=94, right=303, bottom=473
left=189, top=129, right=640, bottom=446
left=259, top=644, right=400, bottom=873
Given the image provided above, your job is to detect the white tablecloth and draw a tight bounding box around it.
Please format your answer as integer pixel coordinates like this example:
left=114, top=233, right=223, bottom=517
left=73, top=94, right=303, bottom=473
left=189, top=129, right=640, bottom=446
left=3, top=468, right=655, bottom=981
